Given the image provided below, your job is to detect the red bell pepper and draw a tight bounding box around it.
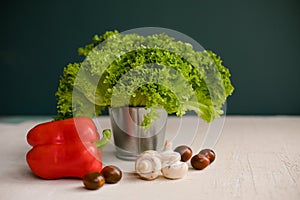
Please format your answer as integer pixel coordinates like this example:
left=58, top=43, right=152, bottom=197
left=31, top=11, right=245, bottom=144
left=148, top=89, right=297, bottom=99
left=26, top=116, right=111, bottom=179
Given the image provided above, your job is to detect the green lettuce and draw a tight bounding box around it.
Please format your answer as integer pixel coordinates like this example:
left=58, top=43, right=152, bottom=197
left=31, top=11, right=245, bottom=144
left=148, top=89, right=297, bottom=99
left=55, top=30, right=234, bottom=125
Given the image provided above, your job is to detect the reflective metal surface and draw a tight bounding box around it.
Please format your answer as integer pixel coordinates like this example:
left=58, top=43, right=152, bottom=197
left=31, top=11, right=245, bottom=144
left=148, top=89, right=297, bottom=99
left=109, top=107, right=167, bottom=160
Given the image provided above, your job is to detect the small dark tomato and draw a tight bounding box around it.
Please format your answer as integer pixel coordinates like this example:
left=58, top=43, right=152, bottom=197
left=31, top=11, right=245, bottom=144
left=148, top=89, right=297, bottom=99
left=191, top=154, right=210, bottom=170
left=101, top=165, right=122, bottom=184
left=83, top=172, right=105, bottom=190
left=199, top=149, right=216, bottom=163
left=174, top=145, right=193, bottom=162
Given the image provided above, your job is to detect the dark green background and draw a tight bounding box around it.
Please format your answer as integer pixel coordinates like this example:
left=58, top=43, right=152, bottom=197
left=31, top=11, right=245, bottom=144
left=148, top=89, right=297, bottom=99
left=1, top=0, right=299, bottom=116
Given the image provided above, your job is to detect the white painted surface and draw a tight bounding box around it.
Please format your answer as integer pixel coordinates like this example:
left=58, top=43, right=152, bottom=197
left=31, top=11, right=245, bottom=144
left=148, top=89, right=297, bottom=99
left=0, top=116, right=299, bottom=200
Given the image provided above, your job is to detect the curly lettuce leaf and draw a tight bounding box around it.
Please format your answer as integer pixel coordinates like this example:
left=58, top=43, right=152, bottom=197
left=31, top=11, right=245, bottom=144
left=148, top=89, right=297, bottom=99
left=55, top=30, right=234, bottom=125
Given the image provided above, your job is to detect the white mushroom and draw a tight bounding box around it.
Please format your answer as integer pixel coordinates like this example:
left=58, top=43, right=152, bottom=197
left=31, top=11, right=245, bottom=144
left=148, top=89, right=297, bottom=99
left=160, top=140, right=181, bottom=168
left=135, top=141, right=189, bottom=180
left=160, top=140, right=188, bottom=179
left=135, top=150, right=162, bottom=180
left=161, top=161, right=188, bottom=179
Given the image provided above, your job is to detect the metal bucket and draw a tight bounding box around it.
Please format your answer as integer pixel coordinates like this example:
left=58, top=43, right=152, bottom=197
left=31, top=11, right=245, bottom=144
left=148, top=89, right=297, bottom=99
left=109, top=107, right=167, bottom=160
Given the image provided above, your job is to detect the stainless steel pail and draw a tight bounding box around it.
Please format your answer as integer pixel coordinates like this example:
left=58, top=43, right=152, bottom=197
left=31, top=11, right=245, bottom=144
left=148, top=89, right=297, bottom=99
left=109, top=107, right=167, bottom=160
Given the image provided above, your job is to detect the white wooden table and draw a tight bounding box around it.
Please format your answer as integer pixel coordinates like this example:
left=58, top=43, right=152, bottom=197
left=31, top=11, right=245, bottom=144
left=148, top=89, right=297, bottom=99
left=0, top=116, right=299, bottom=200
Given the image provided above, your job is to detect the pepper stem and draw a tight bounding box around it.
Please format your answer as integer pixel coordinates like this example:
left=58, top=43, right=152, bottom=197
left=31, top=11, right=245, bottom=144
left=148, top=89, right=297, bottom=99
left=94, top=129, right=112, bottom=151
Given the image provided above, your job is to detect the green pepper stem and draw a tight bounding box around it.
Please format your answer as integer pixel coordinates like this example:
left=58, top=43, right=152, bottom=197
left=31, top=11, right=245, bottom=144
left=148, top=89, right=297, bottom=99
left=94, top=129, right=112, bottom=151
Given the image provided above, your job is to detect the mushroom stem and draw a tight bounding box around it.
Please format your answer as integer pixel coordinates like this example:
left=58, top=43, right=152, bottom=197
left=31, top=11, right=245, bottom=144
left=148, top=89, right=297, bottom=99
left=164, top=140, right=173, bottom=151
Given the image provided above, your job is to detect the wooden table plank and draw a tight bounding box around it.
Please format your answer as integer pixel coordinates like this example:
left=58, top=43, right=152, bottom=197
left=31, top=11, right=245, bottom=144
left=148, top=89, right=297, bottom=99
left=212, top=116, right=300, bottom=200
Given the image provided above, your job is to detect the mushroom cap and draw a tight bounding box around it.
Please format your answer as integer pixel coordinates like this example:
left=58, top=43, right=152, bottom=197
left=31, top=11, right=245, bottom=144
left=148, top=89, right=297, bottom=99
left=160, top=151, right=181, bottom=168
left=161, top=161, right=188, bottom=180
left=135, top=150, right=162, bottom=180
